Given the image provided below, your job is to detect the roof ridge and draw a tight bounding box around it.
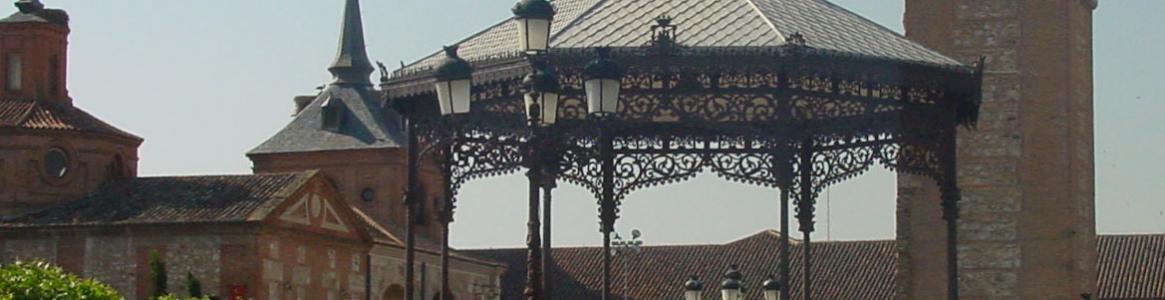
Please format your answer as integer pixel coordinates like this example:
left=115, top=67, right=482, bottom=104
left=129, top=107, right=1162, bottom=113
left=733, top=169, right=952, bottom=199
left=811, top=0, right=910, bottom=40
left=743, top=0, right=783, bottom=42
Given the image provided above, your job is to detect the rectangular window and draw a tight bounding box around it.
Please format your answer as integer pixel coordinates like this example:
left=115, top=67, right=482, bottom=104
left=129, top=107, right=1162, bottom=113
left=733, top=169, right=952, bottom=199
left=6, top=53, right=21, bottom=91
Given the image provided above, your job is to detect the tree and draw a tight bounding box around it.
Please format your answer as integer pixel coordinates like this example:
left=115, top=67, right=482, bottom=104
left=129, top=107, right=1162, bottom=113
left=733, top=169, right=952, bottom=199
left=0, top=261, right=121, bottom=300
left=186, top=272, right=203, bottom=297
left=149, top=250, right=169, bottom=298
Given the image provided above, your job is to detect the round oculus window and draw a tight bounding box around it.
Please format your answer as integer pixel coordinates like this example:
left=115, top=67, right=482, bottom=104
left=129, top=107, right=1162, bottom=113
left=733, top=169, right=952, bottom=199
left=361, top=188, right=376, bottom=202
left=43, top=148, right=69, bottom=178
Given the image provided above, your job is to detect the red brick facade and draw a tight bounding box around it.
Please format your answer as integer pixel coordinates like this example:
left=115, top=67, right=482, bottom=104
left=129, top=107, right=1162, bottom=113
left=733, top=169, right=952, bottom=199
left=0, top=12, right=68, bottom=104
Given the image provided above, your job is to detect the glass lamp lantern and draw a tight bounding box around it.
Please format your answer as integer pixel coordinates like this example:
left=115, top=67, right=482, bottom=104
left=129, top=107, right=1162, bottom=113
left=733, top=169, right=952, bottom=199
left=721, top=265, right=744, bottom=300
left=434, top=45, right=474, bottom=115
left=522, top=62, right=561, bottom=126
left=684, top=276, right=704, bottom=300
left=511, top=0, right=555, bottom=54
left=762, top=275, right=782, bottom=300
left=583, top=47, right=622, bottom=116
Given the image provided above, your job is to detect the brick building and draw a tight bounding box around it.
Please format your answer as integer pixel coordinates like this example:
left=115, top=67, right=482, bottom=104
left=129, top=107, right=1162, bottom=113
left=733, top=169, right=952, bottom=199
left=0, top=1, right=504, bottom=299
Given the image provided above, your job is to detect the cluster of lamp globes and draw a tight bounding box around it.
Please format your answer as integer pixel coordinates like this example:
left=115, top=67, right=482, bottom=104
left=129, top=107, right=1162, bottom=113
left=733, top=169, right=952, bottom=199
left=432, top=0, right=623, bottom=126
left=684, top=265, right=784, bottom=300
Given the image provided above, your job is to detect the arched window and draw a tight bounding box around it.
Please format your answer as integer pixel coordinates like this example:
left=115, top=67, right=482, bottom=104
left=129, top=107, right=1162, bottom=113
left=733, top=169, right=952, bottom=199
left=382, top=284, right=404, bottom=300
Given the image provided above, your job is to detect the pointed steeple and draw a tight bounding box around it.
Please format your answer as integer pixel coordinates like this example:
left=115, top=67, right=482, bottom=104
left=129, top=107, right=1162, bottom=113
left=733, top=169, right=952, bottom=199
left=328, top=0, right=373, bottom=86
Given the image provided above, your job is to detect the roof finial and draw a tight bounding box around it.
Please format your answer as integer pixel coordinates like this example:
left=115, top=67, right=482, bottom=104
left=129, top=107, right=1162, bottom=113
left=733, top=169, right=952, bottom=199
left=15, top=0, right=44, bottom=13
left=328, top=0, right=374, bottom=86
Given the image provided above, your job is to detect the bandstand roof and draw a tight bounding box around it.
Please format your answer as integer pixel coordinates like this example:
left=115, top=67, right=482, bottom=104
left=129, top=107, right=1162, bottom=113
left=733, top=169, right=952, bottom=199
left=396, top=0, right=962, bottom=77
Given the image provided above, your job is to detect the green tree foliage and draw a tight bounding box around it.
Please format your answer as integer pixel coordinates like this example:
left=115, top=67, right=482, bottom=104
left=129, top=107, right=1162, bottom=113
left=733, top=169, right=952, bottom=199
left=186, top=272, right=203, bottom=297
left=149, top=250, right=169, bottom=298
left=0, top=261, right=122, bottom=300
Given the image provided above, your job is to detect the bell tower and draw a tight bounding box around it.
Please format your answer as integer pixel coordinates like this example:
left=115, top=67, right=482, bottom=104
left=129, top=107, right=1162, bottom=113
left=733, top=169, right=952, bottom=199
left=898, top=0, right=1097, bottom=299
left=0, top=0, right=141, bottom=216
left=0, top=0, right=69, bottom=104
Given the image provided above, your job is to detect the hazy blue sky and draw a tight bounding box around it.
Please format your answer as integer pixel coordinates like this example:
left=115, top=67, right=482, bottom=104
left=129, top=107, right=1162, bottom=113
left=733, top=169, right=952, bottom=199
left=50, top=1, right=1163, bottom=248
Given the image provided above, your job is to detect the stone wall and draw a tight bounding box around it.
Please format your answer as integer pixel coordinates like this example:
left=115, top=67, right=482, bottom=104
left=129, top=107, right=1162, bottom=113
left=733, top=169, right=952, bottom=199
left=369, top=245, right=505, bottom=300
left=0, top=226, right=253, bottom=300
left=899, top=1, right=1097, bottom=299
left=257, top=227, right=370, bottom=300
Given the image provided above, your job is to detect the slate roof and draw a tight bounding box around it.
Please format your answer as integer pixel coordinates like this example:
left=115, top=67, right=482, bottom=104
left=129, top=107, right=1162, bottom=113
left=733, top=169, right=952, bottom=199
left=468, top=231, right=1165, bottom=300
left=249, top=0, right=406, bottom=155
left=0, top=172, right=315, bottom=227
left=248, top=87, right=405, bottom=155
left=0, top=99, right=141, bottom=143
left=397, top=0, right=960, bottom=76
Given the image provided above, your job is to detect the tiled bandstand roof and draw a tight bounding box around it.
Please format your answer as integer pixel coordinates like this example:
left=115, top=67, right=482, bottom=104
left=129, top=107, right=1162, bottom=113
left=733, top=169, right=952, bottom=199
left=468, top=231, right=1165, bottom=300
left=0, top=172, right=315, bottom=227
left=397, top=0, right=961, bottom=76
left=0, top=99, right=141, bottom=142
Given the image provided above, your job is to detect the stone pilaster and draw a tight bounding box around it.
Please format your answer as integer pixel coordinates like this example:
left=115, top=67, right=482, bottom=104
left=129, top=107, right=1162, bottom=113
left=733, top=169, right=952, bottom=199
left=899, top=1, right=1096, bottom=299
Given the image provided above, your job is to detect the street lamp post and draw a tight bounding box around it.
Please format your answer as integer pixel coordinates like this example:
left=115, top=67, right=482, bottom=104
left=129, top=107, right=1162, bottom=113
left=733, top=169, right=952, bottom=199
left=762, top=275, right=782, bottom=300
left=721, top=265, right=744, bottom=300
left=612, top=229, right=644, bottom=300
left=685, top=276, right=704, bottom=300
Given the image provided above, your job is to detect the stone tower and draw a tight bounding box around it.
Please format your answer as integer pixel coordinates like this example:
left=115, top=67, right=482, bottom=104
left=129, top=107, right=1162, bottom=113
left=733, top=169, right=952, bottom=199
left=898, top=1, right=1097, bottom=299
left=0, top=0, right=141, bottom=216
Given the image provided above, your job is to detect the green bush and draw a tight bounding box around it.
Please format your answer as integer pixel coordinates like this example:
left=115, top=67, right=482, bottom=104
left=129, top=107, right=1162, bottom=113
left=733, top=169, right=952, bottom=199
left=149, top=251, right=169, bottom=298
left=0, top=261, right=122, bottom=300
left=186, top=272, right=203, bottom=297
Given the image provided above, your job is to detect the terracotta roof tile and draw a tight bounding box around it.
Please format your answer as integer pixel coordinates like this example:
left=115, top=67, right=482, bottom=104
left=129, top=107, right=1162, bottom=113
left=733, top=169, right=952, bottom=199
left=468, top=230, right=895, bottom=299
left=0, top=99, right=141, bottom=142
left=469, top=232, right=1165, bottom=299
left=1098, top=234, right=1165, bottom=299
left=0, top=172, right=314, bottom=227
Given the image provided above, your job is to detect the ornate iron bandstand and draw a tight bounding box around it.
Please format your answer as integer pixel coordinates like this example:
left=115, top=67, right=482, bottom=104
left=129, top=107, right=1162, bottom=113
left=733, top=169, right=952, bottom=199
left=381, top=0, right=982, bottom=299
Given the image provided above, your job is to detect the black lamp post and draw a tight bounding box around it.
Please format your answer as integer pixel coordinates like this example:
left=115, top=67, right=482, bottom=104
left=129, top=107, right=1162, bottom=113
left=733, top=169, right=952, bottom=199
left=721, top=265, right=744, bottom=300
left=584, top=47, right=622, bottom=116
left=763, top=275, right=782, bottom=300
left=434, top=45, right=473, bottom=116
left=685, top=276, right=704, bottom=300
left=511, top=0, right=555, bottom=54
left=399, top=45, right=475, bottom=300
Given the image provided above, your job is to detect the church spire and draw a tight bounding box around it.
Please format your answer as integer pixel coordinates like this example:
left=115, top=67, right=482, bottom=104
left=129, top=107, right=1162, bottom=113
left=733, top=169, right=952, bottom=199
left=328, top=0, right=373, bottom=86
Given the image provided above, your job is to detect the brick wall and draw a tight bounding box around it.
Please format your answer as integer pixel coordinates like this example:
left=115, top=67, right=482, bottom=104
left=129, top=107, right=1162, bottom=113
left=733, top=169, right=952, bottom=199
left=251, top=149, right=448, bottom=241
left=899, top=1, right=1097, bottom=299
left=0, top=132, right=139, bottom=216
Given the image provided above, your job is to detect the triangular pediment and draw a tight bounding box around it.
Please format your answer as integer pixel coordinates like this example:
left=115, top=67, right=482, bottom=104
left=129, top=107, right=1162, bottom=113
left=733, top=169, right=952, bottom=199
left=269, top=177, right=361, bottom=238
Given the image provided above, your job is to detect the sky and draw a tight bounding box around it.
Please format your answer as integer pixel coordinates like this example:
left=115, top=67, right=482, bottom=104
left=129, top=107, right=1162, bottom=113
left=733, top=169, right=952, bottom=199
left=47, top=0, right=1165, bottom=248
